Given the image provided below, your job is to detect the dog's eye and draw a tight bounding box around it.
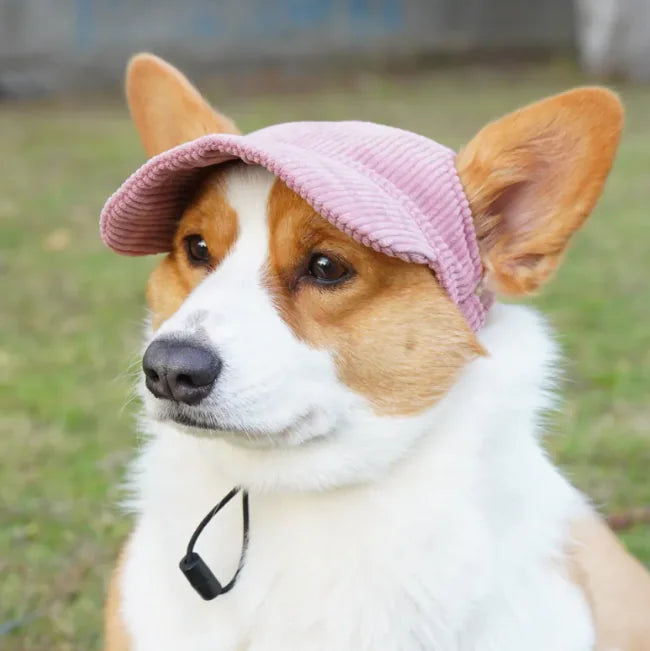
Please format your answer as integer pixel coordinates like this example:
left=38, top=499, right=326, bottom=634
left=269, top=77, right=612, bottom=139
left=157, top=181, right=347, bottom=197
left=307, top=253, right=350, bottom=285
left=184, top=235, right=211, bottom=266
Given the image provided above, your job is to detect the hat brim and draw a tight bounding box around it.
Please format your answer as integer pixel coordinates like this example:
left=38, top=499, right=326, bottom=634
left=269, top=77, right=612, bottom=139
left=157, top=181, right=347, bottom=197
left=101, top=132, right=434, bottom=263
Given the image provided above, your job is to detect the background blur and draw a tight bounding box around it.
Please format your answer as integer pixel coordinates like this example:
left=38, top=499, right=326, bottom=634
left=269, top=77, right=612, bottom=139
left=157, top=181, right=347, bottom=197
left=1, top=1, right=649, bottom=649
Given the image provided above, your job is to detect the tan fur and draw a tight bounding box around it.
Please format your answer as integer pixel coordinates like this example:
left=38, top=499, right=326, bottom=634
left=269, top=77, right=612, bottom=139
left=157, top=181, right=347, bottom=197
left=104, top=544, right=131, bottom=651
left=569, top=516, right=650, bottom=650
left=457, top=87, right=623, bottom=296
left=146, top=167, right=240, bottom=331
left=265, top=179, right=483, bottom=415
left=126, top=53, right=239, bottom=157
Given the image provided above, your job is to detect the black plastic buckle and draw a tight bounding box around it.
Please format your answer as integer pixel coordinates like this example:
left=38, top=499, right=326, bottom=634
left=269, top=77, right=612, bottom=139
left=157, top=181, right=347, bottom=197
left=179, top=488, right=249, bottom=601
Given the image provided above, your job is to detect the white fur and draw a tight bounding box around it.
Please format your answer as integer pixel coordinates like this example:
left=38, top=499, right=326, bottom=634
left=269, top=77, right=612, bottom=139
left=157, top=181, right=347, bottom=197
left=119, top=166, right=596, bottom=650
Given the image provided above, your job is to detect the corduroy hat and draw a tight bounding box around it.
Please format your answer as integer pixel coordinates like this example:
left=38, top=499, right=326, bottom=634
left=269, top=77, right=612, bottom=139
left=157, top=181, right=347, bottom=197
left=100, top=121, right=491, bottom=330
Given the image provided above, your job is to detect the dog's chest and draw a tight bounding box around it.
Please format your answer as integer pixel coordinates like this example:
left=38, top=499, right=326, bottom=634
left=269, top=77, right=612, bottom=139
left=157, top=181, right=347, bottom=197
left=120, top=440, right=594, bottom=651
left=123, top=467, right=489, bottom=650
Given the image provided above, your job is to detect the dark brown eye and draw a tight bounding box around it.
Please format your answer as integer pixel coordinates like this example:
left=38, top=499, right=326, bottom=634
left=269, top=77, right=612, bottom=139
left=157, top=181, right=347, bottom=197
left=307, top=253, right=350, bottom=285
left=184, top=234, right=211, bottom=266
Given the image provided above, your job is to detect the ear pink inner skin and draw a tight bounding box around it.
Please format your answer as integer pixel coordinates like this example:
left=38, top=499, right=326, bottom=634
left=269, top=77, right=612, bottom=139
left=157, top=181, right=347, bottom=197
left=100, top=121, right=491, bottom=331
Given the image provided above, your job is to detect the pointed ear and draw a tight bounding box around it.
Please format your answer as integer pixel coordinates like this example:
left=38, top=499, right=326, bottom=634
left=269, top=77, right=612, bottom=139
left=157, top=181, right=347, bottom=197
left=125, top=53, right=240, bottom=157
left=457, top=87, right=623, bottom=296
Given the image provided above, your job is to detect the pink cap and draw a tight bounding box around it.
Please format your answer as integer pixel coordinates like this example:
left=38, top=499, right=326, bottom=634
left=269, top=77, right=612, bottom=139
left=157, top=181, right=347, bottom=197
left=100, top=121, right=490, bottom=330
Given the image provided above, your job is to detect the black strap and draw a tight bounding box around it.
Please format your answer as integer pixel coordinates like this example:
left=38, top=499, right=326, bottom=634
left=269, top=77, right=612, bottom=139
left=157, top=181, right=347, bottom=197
left=179, top=487, right=250, bottom=600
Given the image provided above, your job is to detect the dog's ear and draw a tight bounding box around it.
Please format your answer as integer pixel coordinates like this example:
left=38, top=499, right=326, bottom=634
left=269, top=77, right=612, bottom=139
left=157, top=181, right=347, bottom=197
left=457, top=88, right=623, bottom=296
left=125, top=53, right=240, bottom=157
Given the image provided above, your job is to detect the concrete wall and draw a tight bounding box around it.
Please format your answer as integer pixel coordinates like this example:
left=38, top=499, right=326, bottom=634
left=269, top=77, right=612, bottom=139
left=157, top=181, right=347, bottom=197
left=0, top=0, right=576, bottom=96
left=576, top=0, right=650, bottom=81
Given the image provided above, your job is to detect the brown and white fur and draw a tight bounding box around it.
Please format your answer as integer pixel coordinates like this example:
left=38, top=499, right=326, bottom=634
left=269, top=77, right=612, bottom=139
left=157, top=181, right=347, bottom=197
left=105, top=54, right=650, bottom=650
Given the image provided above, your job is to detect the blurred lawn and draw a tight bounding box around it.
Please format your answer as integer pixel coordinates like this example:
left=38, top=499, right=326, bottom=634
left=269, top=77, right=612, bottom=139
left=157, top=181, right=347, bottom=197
left=1, top=65, right=649, bottom=649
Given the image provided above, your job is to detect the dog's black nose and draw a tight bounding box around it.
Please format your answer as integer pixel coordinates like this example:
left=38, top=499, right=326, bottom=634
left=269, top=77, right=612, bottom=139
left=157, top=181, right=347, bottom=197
left=142, top=340, right=221, bottom=405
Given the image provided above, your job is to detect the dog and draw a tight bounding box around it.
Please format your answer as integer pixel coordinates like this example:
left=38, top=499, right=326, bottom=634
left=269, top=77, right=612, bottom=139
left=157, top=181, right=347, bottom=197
left=101, top=54, right=650, bottom=650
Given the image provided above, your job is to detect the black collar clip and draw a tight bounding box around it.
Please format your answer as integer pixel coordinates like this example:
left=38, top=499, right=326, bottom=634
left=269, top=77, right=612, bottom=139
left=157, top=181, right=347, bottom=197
left=179, top=487, right=250, bottom=601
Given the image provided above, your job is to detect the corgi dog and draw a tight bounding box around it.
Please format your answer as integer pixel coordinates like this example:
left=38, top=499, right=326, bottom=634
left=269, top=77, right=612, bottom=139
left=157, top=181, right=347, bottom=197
left=102, top=54, right=650, bottom=651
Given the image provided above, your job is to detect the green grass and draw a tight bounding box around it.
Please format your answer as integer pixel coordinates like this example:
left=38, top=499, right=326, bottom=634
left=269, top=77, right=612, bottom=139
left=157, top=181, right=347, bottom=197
left=1, top=65, right=649, bottom=649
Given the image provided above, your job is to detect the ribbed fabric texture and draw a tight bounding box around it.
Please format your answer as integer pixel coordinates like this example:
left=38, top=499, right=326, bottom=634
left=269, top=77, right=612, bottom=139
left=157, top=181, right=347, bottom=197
left=100, top=121, right=491, bottom=330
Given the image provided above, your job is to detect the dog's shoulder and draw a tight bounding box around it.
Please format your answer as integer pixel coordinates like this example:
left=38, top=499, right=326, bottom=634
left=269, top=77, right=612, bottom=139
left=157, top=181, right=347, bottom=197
left=104, top=539, right=132, bottom=651
left=569, top=515, right=650, bottom=651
